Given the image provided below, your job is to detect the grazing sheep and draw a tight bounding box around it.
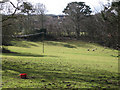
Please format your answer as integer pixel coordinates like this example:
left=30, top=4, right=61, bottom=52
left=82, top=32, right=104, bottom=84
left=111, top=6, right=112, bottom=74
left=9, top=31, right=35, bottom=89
left=87, top=49, right=90, bottom=51
left=92, top=49, right=95, bottom=51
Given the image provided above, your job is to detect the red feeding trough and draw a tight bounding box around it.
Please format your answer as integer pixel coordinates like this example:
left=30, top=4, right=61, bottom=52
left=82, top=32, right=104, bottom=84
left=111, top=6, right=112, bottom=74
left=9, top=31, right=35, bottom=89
left=20, top=73, right=27, bottom=79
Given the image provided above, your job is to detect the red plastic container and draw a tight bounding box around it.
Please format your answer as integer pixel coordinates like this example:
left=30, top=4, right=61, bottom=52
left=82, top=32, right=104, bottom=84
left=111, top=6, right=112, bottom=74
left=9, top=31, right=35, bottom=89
left=20, top=73, right=27, bottom=79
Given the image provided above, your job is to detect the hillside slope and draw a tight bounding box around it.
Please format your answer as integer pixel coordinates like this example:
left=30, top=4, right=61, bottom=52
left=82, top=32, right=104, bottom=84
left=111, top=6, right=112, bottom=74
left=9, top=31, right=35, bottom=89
left=2, top=40, right=119, bottom=88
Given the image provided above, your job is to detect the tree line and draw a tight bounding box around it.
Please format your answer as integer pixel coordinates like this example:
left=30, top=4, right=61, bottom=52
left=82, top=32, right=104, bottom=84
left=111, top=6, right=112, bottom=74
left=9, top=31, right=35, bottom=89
left=1, top=0, right=119, bottom=50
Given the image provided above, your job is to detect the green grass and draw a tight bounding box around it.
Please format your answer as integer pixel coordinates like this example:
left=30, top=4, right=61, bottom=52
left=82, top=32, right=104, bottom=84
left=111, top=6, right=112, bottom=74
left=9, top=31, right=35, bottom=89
left=2, top=40, right=119, bottom=89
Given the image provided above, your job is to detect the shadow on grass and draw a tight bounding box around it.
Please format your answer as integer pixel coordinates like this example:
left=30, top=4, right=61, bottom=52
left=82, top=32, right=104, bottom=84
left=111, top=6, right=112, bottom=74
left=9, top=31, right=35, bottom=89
left=3, top=52, right=58, bottom=58
left=30, top=70, right=119, bottom=86
left=3, top=69, right=119, bottom=88
left=11, top=41, right=39, bottom=48
left=63, top=44, right=76, bottom=48
left=46, top=41, right=76, bottom=48
left=46, top=41, right=95, bottom=49
left=2, top=59, right=119, bottom=88
left=68, top=41, right=94, bottom=48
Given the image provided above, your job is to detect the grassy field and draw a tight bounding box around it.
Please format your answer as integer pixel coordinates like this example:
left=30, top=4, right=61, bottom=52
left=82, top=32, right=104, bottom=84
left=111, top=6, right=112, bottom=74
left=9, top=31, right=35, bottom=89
left=2, top=40, right=119, bottom=89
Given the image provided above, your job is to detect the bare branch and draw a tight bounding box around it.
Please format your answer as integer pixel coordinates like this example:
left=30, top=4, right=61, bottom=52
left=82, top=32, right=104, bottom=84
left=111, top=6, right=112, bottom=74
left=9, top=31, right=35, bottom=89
left=10, top=1, right=16, bottom=8
left=1, top=1, right=20, bottom=22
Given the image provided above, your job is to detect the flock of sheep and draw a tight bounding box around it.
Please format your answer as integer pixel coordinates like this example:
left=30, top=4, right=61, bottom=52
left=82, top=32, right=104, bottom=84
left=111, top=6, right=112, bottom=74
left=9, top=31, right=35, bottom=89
left=87, top=48, right=97, bottom=51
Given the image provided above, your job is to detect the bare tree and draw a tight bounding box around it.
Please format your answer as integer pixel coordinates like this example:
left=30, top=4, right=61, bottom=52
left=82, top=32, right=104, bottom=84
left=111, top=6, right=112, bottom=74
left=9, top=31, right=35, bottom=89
left=34, top=3, right=46, bottom=29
